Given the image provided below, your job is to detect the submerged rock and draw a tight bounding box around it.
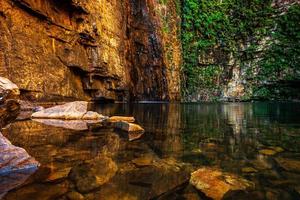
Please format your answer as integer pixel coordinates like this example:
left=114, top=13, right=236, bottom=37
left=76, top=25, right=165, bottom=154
left=114, top=121, right=144, bottom=133
left=2, top=181, right=69, bottom=200
left=69, top=156, right=118, bottom=193
left=31, top=101, right=105, bottom=120
left=132, top=154, right=154, bottom=167
left=190, top=168, right=254, bottom=200
left=259, top=149, right=277, bottom=156
left=275, top=157, right=300, bottom=173
left=0, top=133, right=39, bottom=197
left=242, top=167, right=258, bottom=173
left=66, top=191, right=85, bottom=200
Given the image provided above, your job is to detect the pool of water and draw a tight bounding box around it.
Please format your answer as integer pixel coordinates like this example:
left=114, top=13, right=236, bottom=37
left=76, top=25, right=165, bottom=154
left=1, top=102, right=300, bottom=199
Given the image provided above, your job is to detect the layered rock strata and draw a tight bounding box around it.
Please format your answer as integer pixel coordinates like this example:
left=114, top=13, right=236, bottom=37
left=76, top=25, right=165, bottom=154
left=0, top=0, right=181, bottom=102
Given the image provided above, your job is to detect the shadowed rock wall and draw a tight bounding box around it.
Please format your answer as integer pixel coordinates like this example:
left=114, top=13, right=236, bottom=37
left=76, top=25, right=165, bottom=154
left=0, top=0, right=181, bottom=102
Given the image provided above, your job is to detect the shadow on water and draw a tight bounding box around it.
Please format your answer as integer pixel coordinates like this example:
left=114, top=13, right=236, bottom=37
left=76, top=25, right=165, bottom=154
left=1, top=102, right=300, bottom=199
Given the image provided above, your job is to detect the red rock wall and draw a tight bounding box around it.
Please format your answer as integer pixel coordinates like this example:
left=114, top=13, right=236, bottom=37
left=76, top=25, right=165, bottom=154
left=0, top=0, right=181, bottom=102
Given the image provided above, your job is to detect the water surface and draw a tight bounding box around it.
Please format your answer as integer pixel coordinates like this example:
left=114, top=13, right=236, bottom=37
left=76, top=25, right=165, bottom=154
left=2, top=102, right=300, bottom=199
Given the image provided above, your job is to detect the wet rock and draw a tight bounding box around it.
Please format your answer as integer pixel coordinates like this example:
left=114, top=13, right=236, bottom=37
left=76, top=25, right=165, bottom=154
left=108, top=116, right=135, bottom=123
left=190, top=167, right=254, bottom=200
left=114, top=121, right=144, bottom=133
left=31, top=101, right=106, bottom=121
left=0, top=77, right=20, bottom=101
left=46, top=167, right=71, bottom=182
left=0, top=133, right=39, bottom=197
left=275, top=157, right=300, bottom=173
left=82, top=111, right=106, bottom=120
left=242, top=167, right=258, bottom=173
left=259, top=149, right=277, bottom=156
left=32, top=101, right=89, bottom=120
left=66, top=191, right=85, bottom=200
left=128, top=132, right=144, bottom=141
left=132, top=154, right=154, bottom=167
left=69, top=156, right=118, bottom=193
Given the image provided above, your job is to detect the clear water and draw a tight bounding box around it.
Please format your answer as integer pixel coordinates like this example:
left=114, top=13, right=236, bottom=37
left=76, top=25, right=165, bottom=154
left=1, top=102, right=300, bottom=199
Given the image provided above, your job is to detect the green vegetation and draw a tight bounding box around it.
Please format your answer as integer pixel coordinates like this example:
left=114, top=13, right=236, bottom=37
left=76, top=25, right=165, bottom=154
left=180, top=0, right=300, bottom=101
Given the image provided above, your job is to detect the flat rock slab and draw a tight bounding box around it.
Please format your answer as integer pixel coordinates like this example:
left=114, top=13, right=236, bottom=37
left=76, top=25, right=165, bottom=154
left=31, top=101, right=105, bottom=120
left=0, top=133, right=39, bottom=197
left=190, top=167, right=254, bottom=200
left=108, top=116, right=135, bottom=123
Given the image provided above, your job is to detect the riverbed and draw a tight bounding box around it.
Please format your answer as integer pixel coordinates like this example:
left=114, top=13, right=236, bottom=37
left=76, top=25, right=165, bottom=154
left=1, top=102, right=300, bottom=199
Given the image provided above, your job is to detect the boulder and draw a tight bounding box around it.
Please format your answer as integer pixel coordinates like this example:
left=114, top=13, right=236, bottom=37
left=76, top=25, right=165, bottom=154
left=32, top=101, right=88, bottom=119
left=0, top=133, right=39, bottom=197
left=190, top=167, right=254, bottom=200
left=69, top=156, right=118, bottom=193
left=31, top=101, right=105, bottom=120
left=0, top=77, right=20, bottom=101
left=114, top=121, right=144, bottom=133
left=108, top=116, right=135, bottom=123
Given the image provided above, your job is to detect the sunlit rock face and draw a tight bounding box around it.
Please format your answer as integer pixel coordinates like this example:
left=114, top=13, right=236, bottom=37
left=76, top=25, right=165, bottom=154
left=0, top=0, right=181, bottom=102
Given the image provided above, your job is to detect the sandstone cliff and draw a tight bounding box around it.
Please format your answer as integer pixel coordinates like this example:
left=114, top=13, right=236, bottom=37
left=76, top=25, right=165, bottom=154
left=0, top=0, right=181, bottom=102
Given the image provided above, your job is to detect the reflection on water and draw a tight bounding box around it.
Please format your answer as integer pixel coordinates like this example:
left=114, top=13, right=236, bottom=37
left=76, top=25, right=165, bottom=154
left=1, top=102, right=300, bottom=199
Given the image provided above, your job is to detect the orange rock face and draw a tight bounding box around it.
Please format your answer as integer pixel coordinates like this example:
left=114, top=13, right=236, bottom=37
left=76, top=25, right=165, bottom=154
left=0, top=0, right=181, bottom=102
